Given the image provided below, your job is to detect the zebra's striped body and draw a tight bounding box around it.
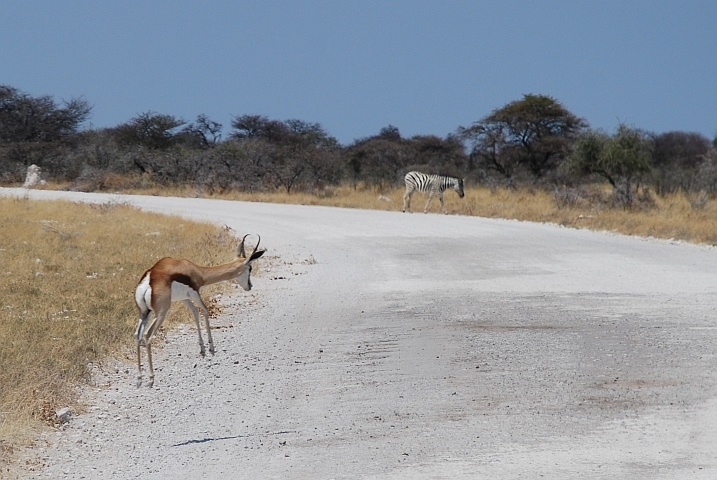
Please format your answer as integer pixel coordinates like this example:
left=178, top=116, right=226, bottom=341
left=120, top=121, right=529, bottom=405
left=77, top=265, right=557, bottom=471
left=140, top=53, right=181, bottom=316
left=402, top=171, right=464, bottom=214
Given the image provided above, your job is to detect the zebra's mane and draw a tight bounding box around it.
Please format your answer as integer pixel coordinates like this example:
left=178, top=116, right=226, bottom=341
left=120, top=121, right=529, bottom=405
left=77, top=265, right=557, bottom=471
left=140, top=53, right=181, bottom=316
left=436, top=173, right=460, bottom=181
left=425, top=172, right=457, bottom=179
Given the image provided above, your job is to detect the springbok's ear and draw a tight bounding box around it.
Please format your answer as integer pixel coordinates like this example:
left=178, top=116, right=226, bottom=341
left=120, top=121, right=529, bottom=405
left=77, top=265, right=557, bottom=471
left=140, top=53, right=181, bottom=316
left=245, top=249, right=265, bottom=264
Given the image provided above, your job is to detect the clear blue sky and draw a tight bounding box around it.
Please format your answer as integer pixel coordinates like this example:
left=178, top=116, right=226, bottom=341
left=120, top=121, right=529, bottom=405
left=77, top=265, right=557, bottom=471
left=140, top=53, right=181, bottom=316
left=2, top=1, right=715, bottom=145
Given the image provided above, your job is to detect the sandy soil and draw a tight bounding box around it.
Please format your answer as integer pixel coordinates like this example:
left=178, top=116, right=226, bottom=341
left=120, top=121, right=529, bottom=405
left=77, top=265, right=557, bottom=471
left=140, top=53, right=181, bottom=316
left=3, top=188, right=717, bottom=479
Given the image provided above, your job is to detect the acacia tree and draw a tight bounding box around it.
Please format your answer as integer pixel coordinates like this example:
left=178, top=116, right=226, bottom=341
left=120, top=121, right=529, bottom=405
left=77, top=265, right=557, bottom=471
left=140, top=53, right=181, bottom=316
left=459, top=94, right=586, bottom=182
left=111, top=112, right=186, bottom=176
left=345, top=127, right=416, bottom=189
left=0, top=85, right=91, bottom=178
left=179, top=114, right=222, bottom=149
left=411, top=134, right=468, bottom=176
left=193, top=139, right=271, bottom=192
left=113, top=111, right=185, bottom=150
left=228, top=115, right=341, bottom=192
left=0, top=85, right=91, bottom=144
left=568, top=124, right=653, bottom=206
left=266, top=119, right=340, bottom=192
left=230, top=114, right=290, bottom=142
left=650, top=131, right=711, bottom=194
left=286, top=120, right=342, bottom=188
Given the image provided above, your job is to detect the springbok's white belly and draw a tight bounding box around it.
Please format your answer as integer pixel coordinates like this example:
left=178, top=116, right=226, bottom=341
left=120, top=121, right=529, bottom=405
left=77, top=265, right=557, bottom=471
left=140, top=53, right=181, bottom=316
left=170, top=281, right=194, bottom=301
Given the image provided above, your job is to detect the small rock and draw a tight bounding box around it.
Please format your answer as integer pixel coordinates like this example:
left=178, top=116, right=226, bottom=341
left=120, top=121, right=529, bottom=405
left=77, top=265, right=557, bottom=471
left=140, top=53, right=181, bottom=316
left=56, top=407, right=72, bottom=424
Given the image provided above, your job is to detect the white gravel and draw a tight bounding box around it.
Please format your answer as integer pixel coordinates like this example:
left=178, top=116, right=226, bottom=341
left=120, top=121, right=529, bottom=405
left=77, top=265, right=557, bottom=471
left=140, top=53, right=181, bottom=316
left=3, top=187, right=717, bottom=480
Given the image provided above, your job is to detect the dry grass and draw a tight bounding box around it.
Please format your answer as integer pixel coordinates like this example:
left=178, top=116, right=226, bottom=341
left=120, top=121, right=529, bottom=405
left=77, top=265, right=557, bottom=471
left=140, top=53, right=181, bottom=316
left=100, top=182, right=717, bottom=245
left=454, top=186, right=717, bottom=245
left=0, top=197, right=240, bottom=461
left=477, top=187, right=717, bottom=245
left=26, top=179, right=717, bottom=245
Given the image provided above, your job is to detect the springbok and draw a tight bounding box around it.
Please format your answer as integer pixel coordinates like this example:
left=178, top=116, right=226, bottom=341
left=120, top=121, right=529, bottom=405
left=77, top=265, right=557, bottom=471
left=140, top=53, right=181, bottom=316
left=134, top=234, right=265, bottom=387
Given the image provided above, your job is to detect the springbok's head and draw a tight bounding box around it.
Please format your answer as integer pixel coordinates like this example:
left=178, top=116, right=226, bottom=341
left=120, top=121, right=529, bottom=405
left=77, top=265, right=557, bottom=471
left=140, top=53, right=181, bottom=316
left=455, top=177, right=465, bottom=198
left=235, top=234, right=265, bottom=291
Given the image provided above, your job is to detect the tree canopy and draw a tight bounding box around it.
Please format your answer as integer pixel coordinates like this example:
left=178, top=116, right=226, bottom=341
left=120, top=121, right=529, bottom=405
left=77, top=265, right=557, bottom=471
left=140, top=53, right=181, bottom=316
left=0, top=85, right=91, bottom=144
left=0, top=85, right=91, bottom=177
left=568, top=124, right=653, bottom=205
left=459, top=94, right=587, bottom=181
left=2, top=83, right=716, bottom=200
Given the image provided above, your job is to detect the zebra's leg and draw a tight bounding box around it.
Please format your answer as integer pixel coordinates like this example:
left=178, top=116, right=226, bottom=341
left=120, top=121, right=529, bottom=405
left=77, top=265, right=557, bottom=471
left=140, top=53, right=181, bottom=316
left=423, top=192, right=434, bottom=213
left=439, top=193, right=446, bottom=214
left=403, top=188, right=413, bottom=212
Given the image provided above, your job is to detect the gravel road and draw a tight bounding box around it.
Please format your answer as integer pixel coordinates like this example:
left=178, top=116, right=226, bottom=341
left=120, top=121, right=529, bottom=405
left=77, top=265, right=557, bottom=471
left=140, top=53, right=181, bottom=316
left=3, top=188, right=717, bottom=479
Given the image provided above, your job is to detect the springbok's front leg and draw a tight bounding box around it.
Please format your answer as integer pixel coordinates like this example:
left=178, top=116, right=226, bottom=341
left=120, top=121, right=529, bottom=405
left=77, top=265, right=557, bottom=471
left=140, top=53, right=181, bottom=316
left=182, top=300, right=208, bottom=356
left=192, top=293, right=215, bottom=355
left=202, top=305, right=215, bottom=355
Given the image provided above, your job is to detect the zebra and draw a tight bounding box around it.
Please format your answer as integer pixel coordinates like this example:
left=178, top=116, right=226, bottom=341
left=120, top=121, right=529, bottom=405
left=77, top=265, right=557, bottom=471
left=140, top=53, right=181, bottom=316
left=402, top=171, right=464, bottom=214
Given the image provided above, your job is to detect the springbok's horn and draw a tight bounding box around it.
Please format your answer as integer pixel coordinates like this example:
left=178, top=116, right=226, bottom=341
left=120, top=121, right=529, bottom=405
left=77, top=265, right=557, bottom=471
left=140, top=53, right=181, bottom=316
left=251, top=234, right=261, bottom=256
left=238, top=233, right=251, bottom=258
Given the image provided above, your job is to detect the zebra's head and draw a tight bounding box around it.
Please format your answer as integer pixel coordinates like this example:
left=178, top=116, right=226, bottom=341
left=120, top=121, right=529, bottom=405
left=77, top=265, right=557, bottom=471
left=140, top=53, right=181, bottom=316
left=455, top=177, right=465, bottom=198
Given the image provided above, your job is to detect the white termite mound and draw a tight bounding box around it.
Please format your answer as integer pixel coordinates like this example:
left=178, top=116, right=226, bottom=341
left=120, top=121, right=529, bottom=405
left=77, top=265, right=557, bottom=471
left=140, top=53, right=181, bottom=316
left=23, top=164, right=47, bottom=188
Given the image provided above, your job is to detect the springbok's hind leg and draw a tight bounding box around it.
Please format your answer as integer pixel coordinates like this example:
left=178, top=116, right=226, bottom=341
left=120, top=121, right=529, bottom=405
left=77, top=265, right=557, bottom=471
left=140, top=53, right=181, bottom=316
left=140, top=310, right=166, bottom=387
left=136, top=337, right=155, bottom=388
left=136, top=342, right=143, bottom=387
left=135, top=311, right=151, bottom=387
left=146, top=342, right=155, bottom=388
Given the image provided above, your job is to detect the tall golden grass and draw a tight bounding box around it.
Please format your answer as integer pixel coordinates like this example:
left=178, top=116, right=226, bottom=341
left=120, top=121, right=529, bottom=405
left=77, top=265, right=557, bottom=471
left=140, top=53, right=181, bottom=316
left=0, top=197, right=239, bottom=459
left=107, top=182, right=717, bottom=245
